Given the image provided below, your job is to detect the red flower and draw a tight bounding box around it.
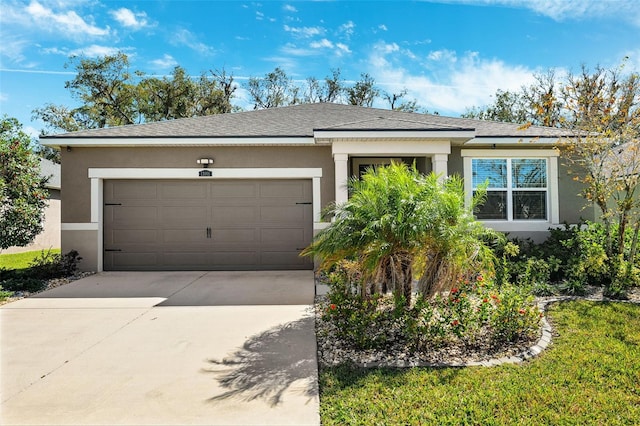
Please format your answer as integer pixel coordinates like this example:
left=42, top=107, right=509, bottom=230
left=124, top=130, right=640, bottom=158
left=483, top=298, right=489, bottom=303
left=329, top=304, right=336, bottom=310
left=452, top=320, right=460, bottom=326
left=477, top=275, right=484, bottom=282
left=451, top=288, right=459, bottom=294
left=519, top=309, right=526, bottom=315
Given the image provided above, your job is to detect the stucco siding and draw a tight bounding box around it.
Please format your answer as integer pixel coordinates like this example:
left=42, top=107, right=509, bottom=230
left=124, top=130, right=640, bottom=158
left=557, top=159, right=594, bottom=224
left=448, top=146, right=464, bottom=177
left=61, top=229, right=98, bottom=272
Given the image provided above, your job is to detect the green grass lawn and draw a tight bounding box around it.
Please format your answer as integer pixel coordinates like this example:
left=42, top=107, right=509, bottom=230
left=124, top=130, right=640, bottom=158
left=320, top=301, right=640, bottom=425
left=0, top=249, right=61, bottom=270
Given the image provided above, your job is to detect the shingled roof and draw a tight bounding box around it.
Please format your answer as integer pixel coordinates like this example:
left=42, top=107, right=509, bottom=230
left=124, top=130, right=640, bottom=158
left=41, top=102, right=573, bottom=140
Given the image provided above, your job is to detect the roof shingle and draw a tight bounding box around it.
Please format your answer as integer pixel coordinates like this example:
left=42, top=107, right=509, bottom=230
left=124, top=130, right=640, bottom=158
left=42, top=103, right=573, bottom=139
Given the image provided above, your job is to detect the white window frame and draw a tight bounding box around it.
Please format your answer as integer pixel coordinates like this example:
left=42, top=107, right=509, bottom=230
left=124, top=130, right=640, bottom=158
left=462, top=149, right=560, bottom=232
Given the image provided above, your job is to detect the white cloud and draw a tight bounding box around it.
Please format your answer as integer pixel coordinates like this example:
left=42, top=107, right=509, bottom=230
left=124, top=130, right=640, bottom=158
left=24, top=125, right=40, bottom=139
left=256, top=11, right=264, bottom=20
left=72, top=45, right=133, bottom=57
left=110, top=8, right=152, bottom=30
left=284, top=25, right=325, bottom=38
left=460, top=0, right=640, bottom=27
left=0, top=35, right=29, bottom=64
left=150, top=54, right=178, bottom=70
left=307, top=39, right=351, bottom=57
left=283, top=4, right=297, bottom=12
left=0, top=92, right=8, bottom=102
left=427, top=49, right=457, bottom=62
left=381, top=42, right=400, bottom=54
left=25, top=1, right=110, bottom=37
left=310, top=39, right=334, bottom=49
left=336, top=43, right=351, bottom=54
left=338, top=21, right=355, bottom=37
left=378, top=24, right=388, bottom=31
left=368, top=41, right=537, bottom=114
left=280, top=43, right=316, bottom=57
left=171, top=29, right=215, bottom=56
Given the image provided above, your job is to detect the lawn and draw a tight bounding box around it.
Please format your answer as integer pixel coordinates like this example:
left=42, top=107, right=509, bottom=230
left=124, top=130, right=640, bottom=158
left=319, top=301, right=640, bottom=425
left=0, top=249, right=61, bottom=270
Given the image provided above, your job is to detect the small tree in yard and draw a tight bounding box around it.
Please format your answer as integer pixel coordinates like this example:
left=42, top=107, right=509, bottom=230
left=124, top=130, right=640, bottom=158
left=0, top=116, right=48, bottom=249
left=302, top=163, right=497, bottom=306
left=559, top=65, right=640, bottom=293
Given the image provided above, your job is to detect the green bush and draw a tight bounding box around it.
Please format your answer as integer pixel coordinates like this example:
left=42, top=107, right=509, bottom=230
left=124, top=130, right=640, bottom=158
left=0, top=277, right=46, bottom=293
left=0, top=250, right=82, bottom=295
left=28, top=249, right=82, bottom=279
left=0, top=285, right=13, bottom=301
left=498, top=221, right=640, bottom=298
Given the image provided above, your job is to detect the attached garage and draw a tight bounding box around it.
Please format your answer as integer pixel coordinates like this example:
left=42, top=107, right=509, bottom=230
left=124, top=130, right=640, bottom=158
left=103, top=179, right=313, bottom=271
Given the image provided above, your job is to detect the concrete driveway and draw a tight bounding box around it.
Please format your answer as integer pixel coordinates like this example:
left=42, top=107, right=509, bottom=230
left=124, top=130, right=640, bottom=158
left=0, top=271, right=319, bottom=425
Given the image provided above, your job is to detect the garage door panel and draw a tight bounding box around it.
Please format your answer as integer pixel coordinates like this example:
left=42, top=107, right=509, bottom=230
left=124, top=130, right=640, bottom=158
left=261, top=228, right=306, bottom=245
left=161, top=252, right=213, bottom=267
left=260, top=181, right=307, bottom=198
left=104, top=179, right=313, bottom=271
left=160, top=182, right=208, bottom=199
left=107, top=252, right=158, bottom=268
left=213, top=206, right=257, bottom=223
left=111, top=230, right=158, bottom=244
left=110, top=181, right=158, bottom=200
left=212, top=228, right=257, bottom=243
left=112, top=206, right=159, bottom=226
left=163, top=229, right=209, bottom=244
left=260, top=206, right=306, bottom=222
left=160, top=206, right=208, bottom=227
left=211, top=182, right=257, bottom=198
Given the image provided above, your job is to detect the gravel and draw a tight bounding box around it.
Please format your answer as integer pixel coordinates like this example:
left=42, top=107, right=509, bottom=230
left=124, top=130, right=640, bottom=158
left=0, top=272, right=95, bottom=306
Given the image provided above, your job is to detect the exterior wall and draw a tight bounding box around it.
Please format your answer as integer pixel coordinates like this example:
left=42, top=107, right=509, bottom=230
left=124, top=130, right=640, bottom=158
left=61, top=229, right=98, bottom=270
left=557, top=159, right=595, bottom=223
left=448, top=146, right=464, bottom=177
left=60, top=145, right=335, bottom=271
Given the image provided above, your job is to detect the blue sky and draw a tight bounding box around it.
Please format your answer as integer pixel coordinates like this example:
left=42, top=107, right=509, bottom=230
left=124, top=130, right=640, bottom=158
left=1, top=0, right=639, bottom=137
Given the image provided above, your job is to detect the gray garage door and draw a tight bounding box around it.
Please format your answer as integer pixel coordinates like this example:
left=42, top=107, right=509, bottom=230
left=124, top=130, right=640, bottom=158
left=103, top=179, right=313, bottom=271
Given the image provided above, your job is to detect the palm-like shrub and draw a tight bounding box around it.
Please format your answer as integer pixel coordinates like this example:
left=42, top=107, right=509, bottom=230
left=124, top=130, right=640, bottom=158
left=303, top=162, right=498, bottom=305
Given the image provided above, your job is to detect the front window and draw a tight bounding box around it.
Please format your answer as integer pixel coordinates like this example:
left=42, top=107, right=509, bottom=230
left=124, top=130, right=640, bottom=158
left=472, top=158, right=548, bottom=221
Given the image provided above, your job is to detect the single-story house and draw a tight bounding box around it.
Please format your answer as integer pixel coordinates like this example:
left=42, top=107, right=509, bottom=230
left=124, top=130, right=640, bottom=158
left=41, top=103, right=587, bottom=273
left=2, top=158, right=61, bottom=255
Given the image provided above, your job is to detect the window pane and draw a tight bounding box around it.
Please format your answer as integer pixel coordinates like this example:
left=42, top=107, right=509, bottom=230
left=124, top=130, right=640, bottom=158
left=472, top=159, right=507, bottom=188
left=474, top=191, right=507, bottom=220
left=513, top=191, right=547, bottom=220
left=512, top=159, right=546, bottom=188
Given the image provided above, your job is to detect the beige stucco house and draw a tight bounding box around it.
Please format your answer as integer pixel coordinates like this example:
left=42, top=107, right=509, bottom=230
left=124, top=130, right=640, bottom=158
left=41, top=103, right=586, bottom=272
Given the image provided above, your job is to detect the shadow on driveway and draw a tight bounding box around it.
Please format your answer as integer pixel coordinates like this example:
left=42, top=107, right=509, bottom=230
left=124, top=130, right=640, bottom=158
left=204, top=315, right=318, bottom=407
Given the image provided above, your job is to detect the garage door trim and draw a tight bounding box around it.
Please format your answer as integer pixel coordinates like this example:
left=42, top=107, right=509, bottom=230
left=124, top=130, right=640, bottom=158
left=88, top=167, right=323, bottom=272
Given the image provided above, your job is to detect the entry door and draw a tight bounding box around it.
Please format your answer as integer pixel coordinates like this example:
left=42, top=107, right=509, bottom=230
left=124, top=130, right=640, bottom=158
left=103, top=179, right=313, bottom=271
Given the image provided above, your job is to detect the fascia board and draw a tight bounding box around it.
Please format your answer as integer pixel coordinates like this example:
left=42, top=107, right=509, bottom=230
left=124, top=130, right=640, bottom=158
left=313, top=130, right=476, bottom=140
left=463, top=137, right=563, bottom=145
left=40, top=136, right=315, bottom=148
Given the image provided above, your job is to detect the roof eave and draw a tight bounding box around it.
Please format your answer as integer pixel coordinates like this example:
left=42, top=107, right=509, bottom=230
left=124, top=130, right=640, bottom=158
left=40, top=136, right=316, bottom=148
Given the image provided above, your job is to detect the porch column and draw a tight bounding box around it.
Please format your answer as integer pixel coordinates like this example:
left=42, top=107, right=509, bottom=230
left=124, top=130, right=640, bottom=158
left=432, top=154, right=449, bottom=180
left=334, top=153, right=349, bottom=205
